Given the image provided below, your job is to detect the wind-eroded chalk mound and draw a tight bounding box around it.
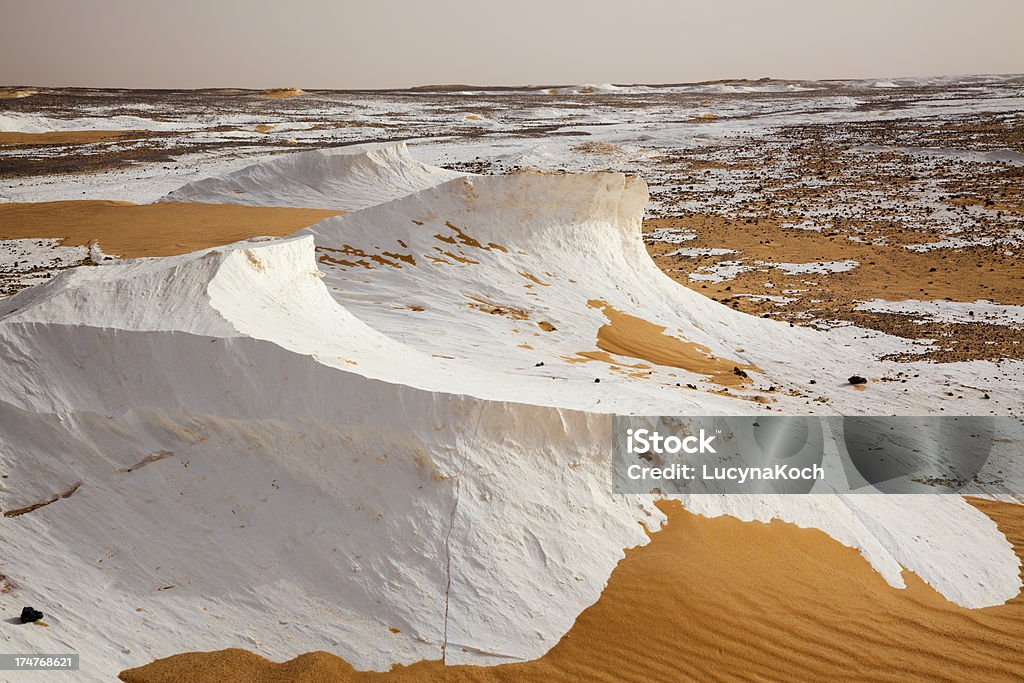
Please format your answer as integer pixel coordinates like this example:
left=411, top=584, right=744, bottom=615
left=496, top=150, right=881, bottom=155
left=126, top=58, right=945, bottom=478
left=1, top=144, right=1021, bottom=681
left=162, top=142, right=464, bottom=210
left=0, top=234, right=658, bottom=679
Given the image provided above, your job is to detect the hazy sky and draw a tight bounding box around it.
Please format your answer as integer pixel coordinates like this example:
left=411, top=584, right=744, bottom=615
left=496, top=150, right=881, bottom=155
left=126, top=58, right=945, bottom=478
left=2, top=0, right=1022, bottom=89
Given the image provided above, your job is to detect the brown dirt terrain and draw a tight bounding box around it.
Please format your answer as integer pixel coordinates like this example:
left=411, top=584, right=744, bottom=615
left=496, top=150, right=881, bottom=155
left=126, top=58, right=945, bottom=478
left=0, top=130, right=148, bottom=146
left=640, top=110, right=1024, bottom=363
left=645, top=213, right=1024, bottom=362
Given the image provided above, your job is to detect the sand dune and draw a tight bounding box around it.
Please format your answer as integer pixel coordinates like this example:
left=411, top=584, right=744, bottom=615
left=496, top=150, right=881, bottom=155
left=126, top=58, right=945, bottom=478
left=263, top=88, right=306, bottom=98
left=119, top=498, right=1024, bottom=682
left=0, top=88, right=37, bottom=99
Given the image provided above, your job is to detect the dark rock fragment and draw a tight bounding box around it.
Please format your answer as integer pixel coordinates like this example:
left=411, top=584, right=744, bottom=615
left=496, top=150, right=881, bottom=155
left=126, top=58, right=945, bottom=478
left=19, top=606, right=43, bottom=624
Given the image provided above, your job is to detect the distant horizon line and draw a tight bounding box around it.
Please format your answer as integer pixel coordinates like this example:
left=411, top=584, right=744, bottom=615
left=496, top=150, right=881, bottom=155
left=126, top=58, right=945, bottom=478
left=2, top=71, right=1022, bottom=93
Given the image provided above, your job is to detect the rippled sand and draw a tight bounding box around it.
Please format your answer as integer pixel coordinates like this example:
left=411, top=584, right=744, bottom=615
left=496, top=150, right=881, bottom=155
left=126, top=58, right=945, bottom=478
left=119, top=498, right=1024, bottom=682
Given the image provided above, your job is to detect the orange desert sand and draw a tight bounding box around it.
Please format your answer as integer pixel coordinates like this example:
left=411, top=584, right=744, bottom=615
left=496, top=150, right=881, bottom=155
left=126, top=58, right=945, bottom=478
left=0, top=88, right=37, bottom=99
left=0, top=201, right=341, bottom=257
left=586, top=299, right=757, bottom=388
left=263, top=88, right=306, bottom=98
left=119, top=499, right=1024, bottom=682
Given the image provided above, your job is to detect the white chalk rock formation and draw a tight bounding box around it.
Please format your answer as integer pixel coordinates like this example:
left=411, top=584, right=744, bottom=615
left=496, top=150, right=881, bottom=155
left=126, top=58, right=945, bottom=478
left=162, top=141, right=463, bottom=210
left=1, top=146, right=1020, bottom=681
